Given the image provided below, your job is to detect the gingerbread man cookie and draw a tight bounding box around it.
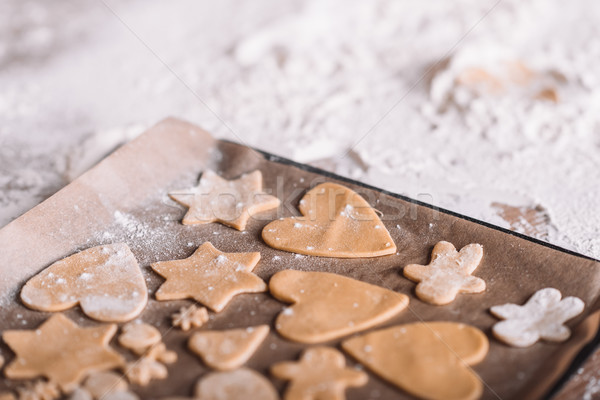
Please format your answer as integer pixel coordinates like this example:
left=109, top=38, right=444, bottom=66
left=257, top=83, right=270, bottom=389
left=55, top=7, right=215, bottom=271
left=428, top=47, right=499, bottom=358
left=262, top=182, right=396, bottom=258
left=2, top=314, right=124, bottom=392
left=403, top=241, right=485, bottom=305
left=270, top=269, right=408, bottom=343
left=271, top=347, right=367, bottom=400
left=169, top=169, right=280, bottom=231
left=491, top=287, right=585, bottom=347
left=151, top=242, right=267, bottom=312
left=20, top=243, right=148, bottom=322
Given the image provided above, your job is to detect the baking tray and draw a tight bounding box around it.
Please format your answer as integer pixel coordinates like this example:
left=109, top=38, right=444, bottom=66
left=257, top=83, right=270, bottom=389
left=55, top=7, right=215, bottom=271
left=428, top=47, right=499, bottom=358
left=0, top=118, right=599, bottom=399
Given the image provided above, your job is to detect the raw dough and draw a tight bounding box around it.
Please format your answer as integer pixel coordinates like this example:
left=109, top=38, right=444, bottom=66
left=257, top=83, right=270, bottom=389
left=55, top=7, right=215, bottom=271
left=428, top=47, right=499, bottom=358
left=2, top=313, right=124, bottom=392
left=403, top=241, right=485, bottom=305
left=20, top=243, right=148, bottom=322
left=491, top=287, right=585, bottom=347
left=188, top=325, right=269, bottom=371
left=152, top=242, right=267, bottom=312
left=271, top=346, right=367, bottom=400
left=262, top=182, right=396, bottom=258
left=169, top=169, right=280, bottom=231
left=194, top=368, right=279, bottom=400
left=269, top=269, right=409, bottom=343
left=118, top=321, right=162, bottom=353
left=172, top=304, right=209, bottom=331
left=342, top=322, right=489, bottom=400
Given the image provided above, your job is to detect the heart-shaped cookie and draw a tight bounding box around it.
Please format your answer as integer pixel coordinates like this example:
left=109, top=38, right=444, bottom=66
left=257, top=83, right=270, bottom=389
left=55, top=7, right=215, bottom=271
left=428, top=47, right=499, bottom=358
left=20, top=243, right=148, bottom=322
left=262, top=182, right=396, bottom=258
left=342, top=322, right=489, bottom=400
left=270, top=270, right=409, bottom=343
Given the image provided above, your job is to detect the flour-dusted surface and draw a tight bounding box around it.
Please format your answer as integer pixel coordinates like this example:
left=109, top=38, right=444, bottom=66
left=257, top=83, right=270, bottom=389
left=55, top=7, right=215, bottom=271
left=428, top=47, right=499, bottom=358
left=1, top=0, right=599, bottom=261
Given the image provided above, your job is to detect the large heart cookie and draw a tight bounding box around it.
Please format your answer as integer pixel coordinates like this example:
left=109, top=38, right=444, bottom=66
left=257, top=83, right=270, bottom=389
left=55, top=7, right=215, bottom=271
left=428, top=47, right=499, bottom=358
left=262, top=182, right=396, bottom=258
left=20, top=243, right=148, bottom=322
left=342, top=322, right=489, bottom=400
left=269, top=270, right=409, bottom=343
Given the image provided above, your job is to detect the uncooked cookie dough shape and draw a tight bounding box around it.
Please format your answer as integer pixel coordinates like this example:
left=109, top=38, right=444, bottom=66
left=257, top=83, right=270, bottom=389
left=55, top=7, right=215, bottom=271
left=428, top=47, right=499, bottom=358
left=491, top=287, right=585, bottom=347
left=403, top=241, right=486, bottom=305
left=342, top=322, right=489, bottom=400
left=151, top=242, right=267, bottom=312
left=271, top=346, right=367, bottom=400
left=169, top=169, right=281, bottom=231
left=270, top=270, right=409, bottom=343
left=262, top=182, right=396, bottom=258
left=2, top=313, right=124, bottom=392
left=188, top=325, right=270, bottom=371
left=20, top=243, right=148, bottom=322
left=194, top=368, right=279, bottom=400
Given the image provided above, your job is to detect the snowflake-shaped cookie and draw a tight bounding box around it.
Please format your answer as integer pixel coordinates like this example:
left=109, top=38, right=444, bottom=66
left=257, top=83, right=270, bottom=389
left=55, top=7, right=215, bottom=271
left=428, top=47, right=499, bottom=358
left=172, top=305, right=209, bottom=331
left=403, top=241, right=485, bottom=305
left=491, top=288, right=585, bottom=347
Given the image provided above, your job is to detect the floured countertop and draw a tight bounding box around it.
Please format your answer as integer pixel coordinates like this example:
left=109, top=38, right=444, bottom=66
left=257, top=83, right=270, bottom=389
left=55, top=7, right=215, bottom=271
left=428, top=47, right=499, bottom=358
left=0, top=1, right=599, bottom=396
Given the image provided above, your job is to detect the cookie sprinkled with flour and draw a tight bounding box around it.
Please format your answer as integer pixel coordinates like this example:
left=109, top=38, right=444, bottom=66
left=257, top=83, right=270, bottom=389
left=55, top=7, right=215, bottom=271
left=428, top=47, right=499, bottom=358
left=20, top=243, right=148, bottom=322
left=262, top=182, right=396, bottom=258
left=188, top=325, right=269, bottom=371
left=271, top=347, right=367, bottom=400
left=171, top=304, right=209, bottom=331
left=151, top=242, right=267, bottom=312
left=169, top=169, right=280, bottom=231
left=269, top=270, right=408, bottom=343
left=491, top=287, right=585, bottom=347
left=2, top=314, right=124, bottom=392
left=403, top=241, right=485, bottom=305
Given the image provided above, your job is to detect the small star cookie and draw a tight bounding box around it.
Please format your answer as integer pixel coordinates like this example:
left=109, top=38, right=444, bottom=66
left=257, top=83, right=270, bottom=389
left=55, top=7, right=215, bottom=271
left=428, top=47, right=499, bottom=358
left=271, top=347, right=367, bottom=400
left=403, top=241, right=485, bottom=305
left=188, top=325, right=269, bottom=371
left=2, top=314, right=124, bottom=392
left=151, top=242, right=267, bottom=312
left=169, top=169, right=280, bottom=231
left=491, top=287, right=585, bottom=347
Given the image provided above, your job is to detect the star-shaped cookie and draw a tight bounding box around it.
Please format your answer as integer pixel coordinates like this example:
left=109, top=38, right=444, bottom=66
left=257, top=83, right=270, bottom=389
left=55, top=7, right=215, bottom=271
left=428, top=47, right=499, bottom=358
left=2, top=313, right=124, bottom=392
left=151, top=242, right=267, bottom=312
left=169, top=169, right=280, bottom=231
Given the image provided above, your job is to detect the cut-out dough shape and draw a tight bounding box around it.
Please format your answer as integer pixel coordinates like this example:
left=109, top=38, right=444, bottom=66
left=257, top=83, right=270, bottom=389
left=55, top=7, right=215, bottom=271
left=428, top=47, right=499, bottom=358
left=403, top=241, right=485, bottom=305
left=342, top=322, right=489, bottom=400
left=152, top=242, right=267, bottom=312
left=491, top=287, right=585, bottom=347
left=118, top=321, right=162, bottom=353
left=194, top=368, right=279, bottom=400
left=172, top=304, right=209, bottom=331
left=269, top=270, right=409, bottom=343
left=169, top=169, right=280, bottom=231
left=188, top=325, right=269, bottom=371
left=20, top=243, right=148, bottom=322
left=271, top=346, right=367, bottom=400
left=262, top=182, right=396, bottom=258
left=2, top=313, right=124, bottom=392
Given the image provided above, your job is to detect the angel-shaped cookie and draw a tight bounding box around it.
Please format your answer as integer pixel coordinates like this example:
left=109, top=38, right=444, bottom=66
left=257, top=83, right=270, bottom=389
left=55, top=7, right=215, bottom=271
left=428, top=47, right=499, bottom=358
left=403, top=241, right=485, bottom=305
left=491, top=288, right=585, bottom=347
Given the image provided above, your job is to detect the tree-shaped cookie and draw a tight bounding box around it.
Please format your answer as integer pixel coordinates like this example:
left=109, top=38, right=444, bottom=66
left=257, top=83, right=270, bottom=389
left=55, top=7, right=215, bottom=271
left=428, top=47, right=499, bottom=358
left=20, top=243, right=148, bottom=322
left=2, top=314, right=124, bottom=392
left=262, top=182, right=396, bottom=258
left=271, top=347, right=367, bottom=400
left=491, top=287, right=585, bottom=347
left=151, top=242, right=267, bottom=312
left=403, top=241, right=485, bottom=305
left=269, top=269, right=409, bottom=343
left=169, top=169, right=280, bottom=231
